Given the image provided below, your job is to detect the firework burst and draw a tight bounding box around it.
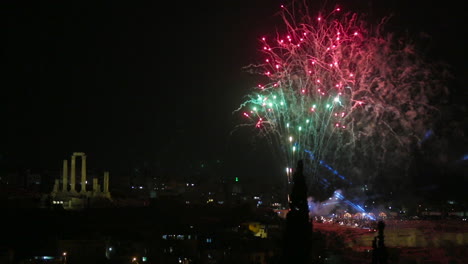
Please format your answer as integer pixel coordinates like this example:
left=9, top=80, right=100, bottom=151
left=235, top=3, right=449, bottom=190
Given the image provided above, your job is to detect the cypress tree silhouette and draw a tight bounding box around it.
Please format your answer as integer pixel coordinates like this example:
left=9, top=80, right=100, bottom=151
left=282, top=160, right=313, bottom=264
left=371, top=220, right=388, bottom=264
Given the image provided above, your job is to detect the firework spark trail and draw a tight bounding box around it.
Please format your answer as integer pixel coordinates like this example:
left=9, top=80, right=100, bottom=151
left=240, top=8, right=361, bottom=182
left=235, top=2, right=449, bottom=189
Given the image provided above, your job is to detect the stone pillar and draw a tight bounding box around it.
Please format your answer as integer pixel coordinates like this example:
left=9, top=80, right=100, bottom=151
left=52, top=179, right=59, bottom=195
left=81, top=155, right=87, bottom=193
left=70, top=155, right=76, bottom=193
left=93, top=178, right=98, bottom=192
left=62, top=160, right=68, bottom=192
left=104, top=171, right=109, bottom=193
left=103, top=171, right=110, bottom=198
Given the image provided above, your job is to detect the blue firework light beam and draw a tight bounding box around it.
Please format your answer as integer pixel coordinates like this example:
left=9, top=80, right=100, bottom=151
left=305, top=149, right=351, bottom=184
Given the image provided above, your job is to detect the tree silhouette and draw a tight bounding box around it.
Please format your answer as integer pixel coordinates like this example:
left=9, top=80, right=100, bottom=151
left=282, top=160, right=312, bottom=263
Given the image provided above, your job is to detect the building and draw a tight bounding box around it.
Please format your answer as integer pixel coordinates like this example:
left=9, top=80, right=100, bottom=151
left=49, top=152, right=112, bottom=210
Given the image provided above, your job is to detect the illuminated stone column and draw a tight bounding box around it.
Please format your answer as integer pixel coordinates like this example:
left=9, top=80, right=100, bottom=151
left=104, top=171, right=109, bottom=193
left=93, top=178, right=100, bottom=198
left=62, top=160, right=68, bottom=192
left=52, top=179, right=59, bottom=195
left=103, top=171, right=110, bottom=198
left=93, top=178, right=98, bottom=192
left=80, top=155, right=87, bottom=193
left=70, top=155, right=76, bottom=193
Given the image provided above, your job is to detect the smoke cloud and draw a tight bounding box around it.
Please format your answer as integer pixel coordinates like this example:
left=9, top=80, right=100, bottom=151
left=308, top=189, right=342, bottom=216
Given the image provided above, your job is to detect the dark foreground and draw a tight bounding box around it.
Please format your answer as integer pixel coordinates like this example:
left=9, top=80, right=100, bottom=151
left=1, top=202, right=467, bottom=264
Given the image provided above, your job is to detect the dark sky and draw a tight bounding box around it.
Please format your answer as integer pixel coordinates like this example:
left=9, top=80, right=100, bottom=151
left=2, top=1, right=466, bottom=184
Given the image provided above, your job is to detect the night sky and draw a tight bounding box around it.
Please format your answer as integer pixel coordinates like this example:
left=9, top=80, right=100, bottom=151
left=2, top=1, right=466, bottom=186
